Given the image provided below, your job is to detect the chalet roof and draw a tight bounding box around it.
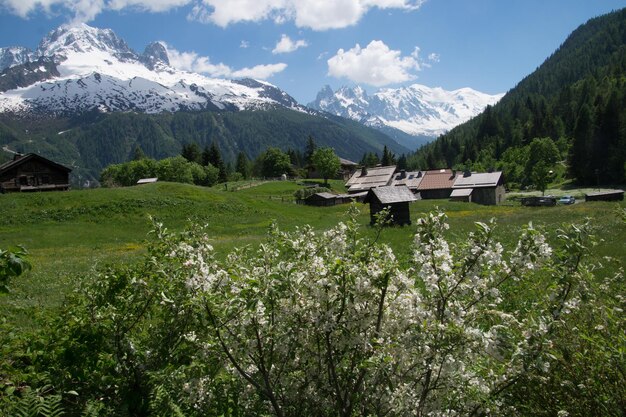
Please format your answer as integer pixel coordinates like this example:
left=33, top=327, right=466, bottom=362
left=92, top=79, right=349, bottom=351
left=339, top=157, right=358, bottom=167
left=453, top=171, right=503, bottom=188
left=0, top=153, right=72, bottom=175
left=390, top=170, right=423, bottom=189
left=584, top=189, right=624, bottom=197
left=346, top=165, right=396, bottom=192
left=450, top=188, right=473, bottom=197
left=365, top=185, right=417, bottom=205
left=307, top=192, right=337, bottom=200
left=416, top=169, right=457, bottom=191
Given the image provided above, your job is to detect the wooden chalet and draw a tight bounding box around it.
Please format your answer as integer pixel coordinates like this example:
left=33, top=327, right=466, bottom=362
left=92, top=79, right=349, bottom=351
left=364, top=185, right=417, bottom=226
left=0, top=153, right=71, bottom=193
left=339, top=158, right=359, bottom=181
left=451, top=171, right=505, bottom=205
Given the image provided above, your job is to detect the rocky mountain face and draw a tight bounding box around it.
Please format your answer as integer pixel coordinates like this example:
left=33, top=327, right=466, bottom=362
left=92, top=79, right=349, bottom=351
left=0, top=23, right=303, bottom=116
left=309, top=84, right=504, bottom=139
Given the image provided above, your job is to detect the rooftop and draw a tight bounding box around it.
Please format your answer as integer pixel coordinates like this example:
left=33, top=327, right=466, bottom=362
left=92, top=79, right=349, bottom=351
left=416, top=169, right=456, bottom=191
left=453, top=171, right=503, bottom=188
left=346, top=165, right=396, bottom=192
left=365, top=185, right=418, bottom=204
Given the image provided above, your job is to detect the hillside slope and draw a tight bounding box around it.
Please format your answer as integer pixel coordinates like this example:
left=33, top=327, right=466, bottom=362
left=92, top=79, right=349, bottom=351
left=0, top=109, right=408, bottom=184
left=411, top=8, right=626, bottom=185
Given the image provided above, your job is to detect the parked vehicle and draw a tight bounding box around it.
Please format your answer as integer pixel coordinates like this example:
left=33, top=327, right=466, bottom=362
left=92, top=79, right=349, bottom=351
left=521, top=196, right=557, bottom=206
left=559, top=195, right=575, bottom=205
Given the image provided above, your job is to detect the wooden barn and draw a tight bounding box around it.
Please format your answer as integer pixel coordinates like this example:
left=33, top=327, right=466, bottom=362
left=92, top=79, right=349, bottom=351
left=0, top=153, right=71, bottom=193
left=364, top=185, right=417, bottom=226
left=303, top=192, right=366, bottom=206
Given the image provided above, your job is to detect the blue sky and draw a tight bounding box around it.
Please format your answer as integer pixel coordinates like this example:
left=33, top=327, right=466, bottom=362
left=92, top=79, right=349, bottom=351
left=1, top=0, right=624, bottom=104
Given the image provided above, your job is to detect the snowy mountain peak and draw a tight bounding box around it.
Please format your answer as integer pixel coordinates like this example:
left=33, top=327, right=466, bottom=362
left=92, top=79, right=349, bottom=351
left=36, top=23, right=136, bottom=61
left=0, top=23, right=306, bottom=116
left=0, top=46, right=33, bottom=71
left=141, top=42, right=170, bottom=69
left=309, top=84, right=503, bottom=138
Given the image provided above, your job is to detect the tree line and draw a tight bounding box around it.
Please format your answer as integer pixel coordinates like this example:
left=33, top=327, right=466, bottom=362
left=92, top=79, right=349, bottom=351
left=409, top=8, right=626, bottom=187
left=100, top=136, right=348, bottom=186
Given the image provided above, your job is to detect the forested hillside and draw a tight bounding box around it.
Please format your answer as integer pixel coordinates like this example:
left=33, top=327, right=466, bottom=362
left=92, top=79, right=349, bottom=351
left=0, top=108, right=407, bottom=185
left=410, top=8, right=626, bottom=186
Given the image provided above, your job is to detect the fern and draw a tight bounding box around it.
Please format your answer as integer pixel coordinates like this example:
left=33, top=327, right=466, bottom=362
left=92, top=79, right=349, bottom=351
left=10, top=388, right=64, bottom=417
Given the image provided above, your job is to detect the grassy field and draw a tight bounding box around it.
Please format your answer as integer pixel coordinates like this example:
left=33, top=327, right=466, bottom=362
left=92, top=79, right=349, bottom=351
left=1, top=180, right=625, bottom=328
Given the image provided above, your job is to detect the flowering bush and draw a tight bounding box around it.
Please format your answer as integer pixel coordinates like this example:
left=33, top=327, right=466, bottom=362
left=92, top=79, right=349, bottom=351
left=3, top=207, right=623, bottom=416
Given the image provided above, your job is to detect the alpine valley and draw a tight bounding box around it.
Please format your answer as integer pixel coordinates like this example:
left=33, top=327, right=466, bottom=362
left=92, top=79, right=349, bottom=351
left=0, top=23, right=498, bottom=184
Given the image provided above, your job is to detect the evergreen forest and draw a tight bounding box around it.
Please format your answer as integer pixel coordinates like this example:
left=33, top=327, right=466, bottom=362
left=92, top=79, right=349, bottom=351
left=410, top=8, right=626, bottom=187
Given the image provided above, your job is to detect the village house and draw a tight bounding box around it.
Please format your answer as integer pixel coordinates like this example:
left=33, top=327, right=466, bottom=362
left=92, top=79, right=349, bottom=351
left=339, top=158, right=359, bottom=181
left=364, top=185, right=417, bottom=226
left=450, top=171, right=505, bottom=205
left=0, top=153, right=71, bottom=193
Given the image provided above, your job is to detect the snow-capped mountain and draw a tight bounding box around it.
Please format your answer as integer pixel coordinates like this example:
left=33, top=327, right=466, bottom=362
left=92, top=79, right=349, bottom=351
left=0, top=23, right=301, bottom=115
left=309, top=84, right=504, bottom=138
left=0, top=47, right=33, bottom=70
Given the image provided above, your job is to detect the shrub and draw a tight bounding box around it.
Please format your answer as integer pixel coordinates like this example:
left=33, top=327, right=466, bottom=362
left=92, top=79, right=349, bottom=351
left=0, top=246, right=31, bottom=293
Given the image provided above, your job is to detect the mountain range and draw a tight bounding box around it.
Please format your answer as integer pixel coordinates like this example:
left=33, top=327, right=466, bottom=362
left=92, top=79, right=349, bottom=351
left=308, top=84, right=503, bottom=148
left=0, top=23, right=500, bottom=185
left=0, top=24, right=302, bottom=114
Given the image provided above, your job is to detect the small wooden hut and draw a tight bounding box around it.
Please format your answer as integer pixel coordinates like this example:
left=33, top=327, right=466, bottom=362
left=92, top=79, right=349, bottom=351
left=364, top=185, right=417, bottom=226
left=584, top=190, right=624, bottom=202
left=0, top=153, right=71, bottom=193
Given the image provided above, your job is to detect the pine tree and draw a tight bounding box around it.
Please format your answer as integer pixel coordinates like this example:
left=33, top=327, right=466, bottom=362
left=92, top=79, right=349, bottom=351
left=203, top=142, right=228, bottom=182
left=181, top=143, right=202, bottom=164
left=305, top=135, right=317, bottom=165
left=132, top=145, right=146, bottom=161
left=569, top=104, right=594, bottom=183
left=235, top=151, right=250, bottom=179
left=381, top=145, right=396, bottom=166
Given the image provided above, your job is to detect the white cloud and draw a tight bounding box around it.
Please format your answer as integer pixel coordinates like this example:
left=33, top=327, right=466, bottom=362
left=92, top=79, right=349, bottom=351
left=108, top=0, right=191, bottom=12
left=272, top=34, right=308, bottom=54
left=231, top=63, right=287, bottom=79
left=189, top=0, right=425, bottom=30
left=164, top=44, right=286, bottom=80
left=428, top=52, right=440, bottom=62
left=2, top=0, right=425, bottom=28
left=1, top=0, right=104, bottom=21
left=327, top=40, right=421, bottom=87
left=1, top=0, right=191, bottom=22
left=240, top=40, right=250, bottom=49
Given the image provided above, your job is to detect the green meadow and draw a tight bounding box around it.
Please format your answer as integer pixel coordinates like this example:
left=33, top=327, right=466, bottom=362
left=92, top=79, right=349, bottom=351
left=1, top=180, right=625, bottom=328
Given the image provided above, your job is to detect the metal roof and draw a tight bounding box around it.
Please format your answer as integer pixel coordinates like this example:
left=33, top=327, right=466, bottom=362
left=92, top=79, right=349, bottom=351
left=390, top=170, right=423, bottom=189
left=450, top=188, right=473, bottom=197
left=365, top=185, right=417, bottom=204
left=137, top=177, right=158, bottom=184
left=453, top=171, right=503, bottom=188
left=346, top=165, right=396, bottom=192
left=416, top=169, right=457, bottom=191
left=339, top=157, right=358, bottom=166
